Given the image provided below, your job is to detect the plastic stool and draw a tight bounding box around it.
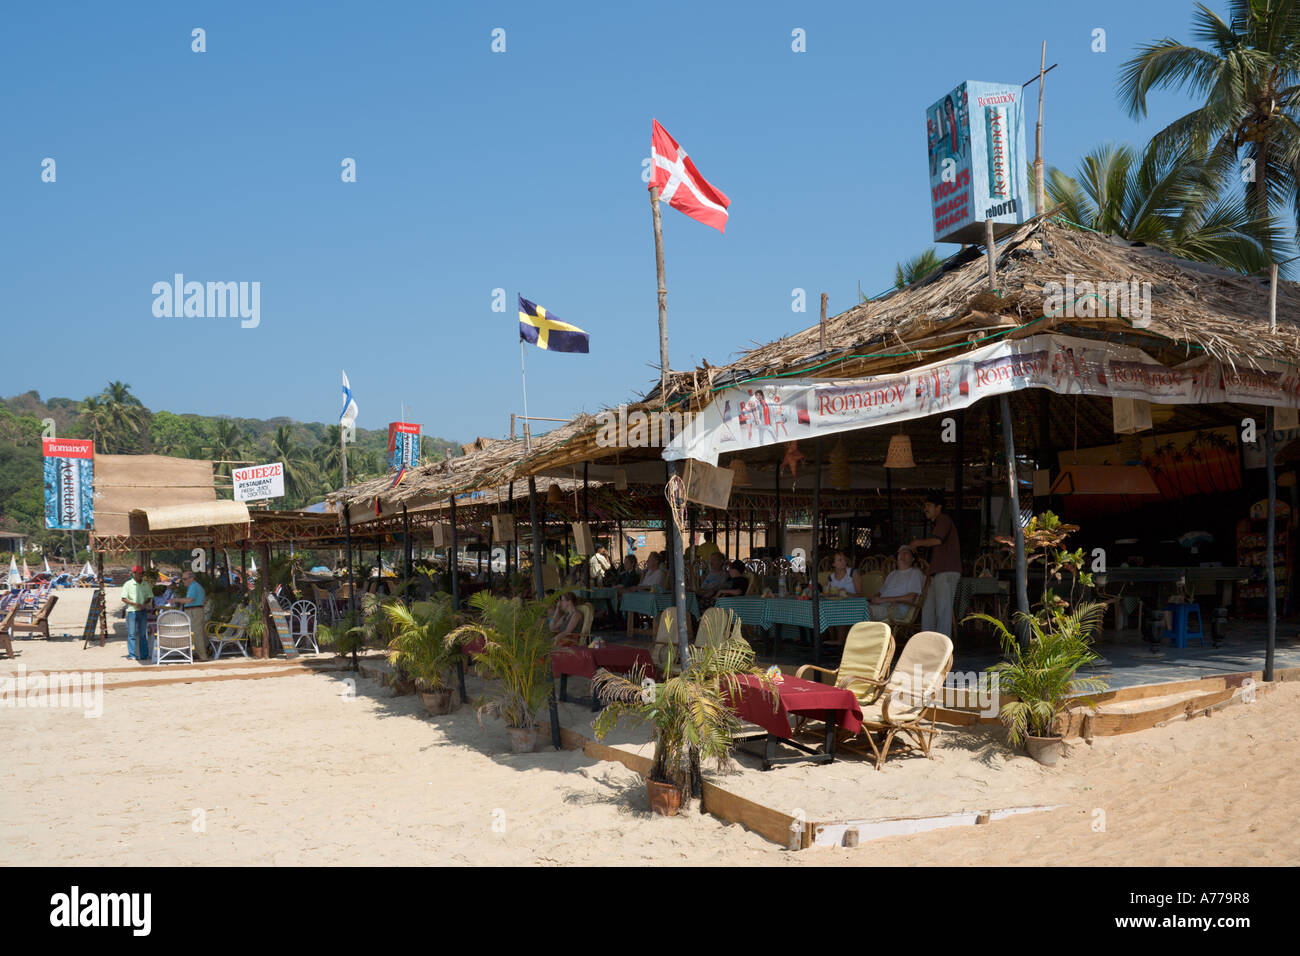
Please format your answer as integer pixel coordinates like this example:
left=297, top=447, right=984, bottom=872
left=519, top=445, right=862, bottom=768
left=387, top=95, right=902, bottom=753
left=1164, top=603, right=1205, bottom=648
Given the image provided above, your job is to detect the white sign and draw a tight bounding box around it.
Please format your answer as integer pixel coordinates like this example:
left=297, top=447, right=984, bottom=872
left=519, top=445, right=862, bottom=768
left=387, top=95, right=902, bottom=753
left=232, top=462, right=285, bottom=502
left=664, top=333, right=1300, bottom=465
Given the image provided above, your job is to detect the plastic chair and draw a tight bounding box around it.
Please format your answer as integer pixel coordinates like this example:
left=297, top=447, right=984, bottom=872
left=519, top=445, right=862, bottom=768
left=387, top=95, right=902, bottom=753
left=290, top=600, right=319, bottom=653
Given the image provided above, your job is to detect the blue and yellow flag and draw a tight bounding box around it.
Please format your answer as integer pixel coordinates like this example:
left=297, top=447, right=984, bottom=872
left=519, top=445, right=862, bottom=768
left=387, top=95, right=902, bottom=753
left=519, top=296, right=589, bottom=353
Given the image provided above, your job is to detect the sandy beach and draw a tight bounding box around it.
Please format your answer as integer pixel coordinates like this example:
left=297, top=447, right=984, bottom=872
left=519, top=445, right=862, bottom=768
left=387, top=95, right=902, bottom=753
left=2, top=587, right=1297, bottom=866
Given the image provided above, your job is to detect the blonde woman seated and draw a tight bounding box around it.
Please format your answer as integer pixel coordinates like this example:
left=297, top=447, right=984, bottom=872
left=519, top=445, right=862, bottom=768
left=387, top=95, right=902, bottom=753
left=824, top=551, right=861, bottom=596
left=868, top=545, right=925, bottom=621
left=548, top=593, right=584, bottom=647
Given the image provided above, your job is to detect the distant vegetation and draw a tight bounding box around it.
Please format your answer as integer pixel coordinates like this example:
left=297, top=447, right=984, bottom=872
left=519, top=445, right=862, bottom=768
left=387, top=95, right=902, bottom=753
left=0, top=384, right=460, bottom=555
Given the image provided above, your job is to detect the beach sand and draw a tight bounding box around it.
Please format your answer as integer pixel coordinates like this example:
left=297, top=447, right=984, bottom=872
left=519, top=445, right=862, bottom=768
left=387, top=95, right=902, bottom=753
left=2, top=588, right=1297, bottom=865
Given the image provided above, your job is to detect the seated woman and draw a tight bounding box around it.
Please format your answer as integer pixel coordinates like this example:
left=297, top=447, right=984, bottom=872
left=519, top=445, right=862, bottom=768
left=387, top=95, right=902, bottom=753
left=868, top=545, right=925, bottom=622
left=824, top=551, right=861, bottom=597
left=636, top=553, right=666, bottom=591
left=616, top=554, right=639, bottom=589
left=548, top=593, right=585, bottom=646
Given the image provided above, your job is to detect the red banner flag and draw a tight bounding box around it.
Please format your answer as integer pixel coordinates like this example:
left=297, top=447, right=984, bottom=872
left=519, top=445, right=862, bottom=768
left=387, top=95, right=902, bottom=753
left=649, top=119, right=731, bottom=233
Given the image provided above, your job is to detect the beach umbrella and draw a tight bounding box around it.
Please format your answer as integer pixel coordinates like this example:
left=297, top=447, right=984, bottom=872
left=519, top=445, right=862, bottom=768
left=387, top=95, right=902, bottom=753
left=249, top=556, right=258, bottom=576
left=43, top=556, right=51, bottom=574
left=21, top=558, right=30, bottom=581
left=6, top=557, right=19, bottom=588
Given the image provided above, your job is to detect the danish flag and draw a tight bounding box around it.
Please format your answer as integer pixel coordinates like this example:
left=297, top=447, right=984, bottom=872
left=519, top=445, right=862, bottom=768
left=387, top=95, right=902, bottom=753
left=649, top=119, right=731, bottom=233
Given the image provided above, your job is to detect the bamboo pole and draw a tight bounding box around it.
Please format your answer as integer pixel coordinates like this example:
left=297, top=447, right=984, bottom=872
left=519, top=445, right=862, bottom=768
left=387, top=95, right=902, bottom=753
left=650, top=185, right=691, bottom=671
left=1001, top=395, right=1031, bottom=647
left=1265, top=406, right=1277, bottom=682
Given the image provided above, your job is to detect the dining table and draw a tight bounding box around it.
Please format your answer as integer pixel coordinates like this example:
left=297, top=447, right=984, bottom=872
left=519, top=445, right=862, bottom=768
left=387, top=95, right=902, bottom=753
left=618, top=590, right=701, bottom=637
left=725, top=673, right=864, bottom=769
left=552, top=643, right=657, bottom=710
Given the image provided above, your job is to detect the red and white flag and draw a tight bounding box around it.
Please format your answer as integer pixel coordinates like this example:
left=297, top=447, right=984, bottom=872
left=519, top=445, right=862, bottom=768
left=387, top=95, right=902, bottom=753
left=649, top=119, right=731, bottom=233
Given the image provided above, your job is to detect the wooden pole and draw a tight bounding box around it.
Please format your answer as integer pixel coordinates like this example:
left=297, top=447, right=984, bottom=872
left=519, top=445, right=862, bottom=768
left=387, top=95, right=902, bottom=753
left=1034, top=41, right=1046, bottom=217
left=1265, top=406, right=1277, bottom=681
left=95, top=551, right=107, bottom=646
left=985, top=218, right=998, bottom=290
left=528, top=477, right=544, bottom=599
left=259, top=542, right=273, bottom=657
left=402, top=505, right=412, bottom=595
left=1270, top=263, right=1279, bottom=332
left=819, top=293, right=828, bottom=352
left=344, top=507, right=354, bottom=615
left=650, top=185, right=691, bottom=671
left=449, top=495, right=460, bottom=610
left=811, top=438, right=823, bottom=667
left=1001, top=395, right=1031, bottom=647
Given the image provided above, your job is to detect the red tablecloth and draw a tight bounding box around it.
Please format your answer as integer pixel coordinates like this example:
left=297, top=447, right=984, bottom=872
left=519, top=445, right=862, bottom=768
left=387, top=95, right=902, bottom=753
left=726, top=674, right=863, bottom=739
left=459, top=635, right=486, bottom=656
left=552, top=645, right=656, bottom=680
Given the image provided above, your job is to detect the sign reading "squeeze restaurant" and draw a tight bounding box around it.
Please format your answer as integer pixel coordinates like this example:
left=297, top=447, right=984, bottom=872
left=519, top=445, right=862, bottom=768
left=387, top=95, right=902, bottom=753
left=231, top=462, right=285, bottom=502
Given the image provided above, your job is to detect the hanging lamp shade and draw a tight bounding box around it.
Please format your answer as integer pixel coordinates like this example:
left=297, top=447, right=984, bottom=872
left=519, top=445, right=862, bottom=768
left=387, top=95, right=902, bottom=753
left=613, top=467, right=628, bottom=491
left=828, top=439, right=850, bottom=489
left=545, top=483, right=565, bottom=506
left=884, top=433, right=915, bottom=469
left=727, top=458, right=750, bottom=487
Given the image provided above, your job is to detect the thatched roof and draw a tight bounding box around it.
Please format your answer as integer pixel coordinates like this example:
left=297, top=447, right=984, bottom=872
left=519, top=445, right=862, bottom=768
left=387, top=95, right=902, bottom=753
left=665, top=216, right=1300, bottom=407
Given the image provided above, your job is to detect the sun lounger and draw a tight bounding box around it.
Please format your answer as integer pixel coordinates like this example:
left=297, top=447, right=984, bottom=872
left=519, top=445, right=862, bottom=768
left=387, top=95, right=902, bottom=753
left=0, top=602, right=16, bottom=658
left=10, top=594, right=58, bottom=640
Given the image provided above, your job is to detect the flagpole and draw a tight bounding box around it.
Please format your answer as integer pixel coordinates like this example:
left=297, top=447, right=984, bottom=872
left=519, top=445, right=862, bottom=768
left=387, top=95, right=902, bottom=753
left=520, top=338, right=532, bottom=454
left=341, top=423, right=348, bottom=487
left=650, top=185, right=690, bottom=675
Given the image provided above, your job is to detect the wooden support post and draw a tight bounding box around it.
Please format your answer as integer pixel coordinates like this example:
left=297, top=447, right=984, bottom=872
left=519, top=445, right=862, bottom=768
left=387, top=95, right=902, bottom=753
left=819, top=293, right=827, bottom=352
left=449, top=495, right=460, bottom=611
left=95, top=551, right=107, bottom=646
left=402, top=505, right=412, bottom=597
left=811, top=437, right=823, bottom=667
left=259, top=542, right=273, bottom=658
left=1001, top=395, right=1031, bottom=646
left=1265, top=406, right=1277, bottom=681
left=528, top=477, right=544, bottom=599
left=985, top=219, right=998, bottom=291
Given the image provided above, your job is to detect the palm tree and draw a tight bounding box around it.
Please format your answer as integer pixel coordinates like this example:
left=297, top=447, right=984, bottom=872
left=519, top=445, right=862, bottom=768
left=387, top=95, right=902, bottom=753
left=77, top=396, right=107, bottom=452
left=1044, top=141, right=1284, bottom=274
left=1118, top=1, right=1300, bottom=259
left=269, top=424, right=319, bottom=505
left=893, top=248, right=945, bottom=290
left=208, top=420, right=248, bottom=477
left=97, top=381, right=147, bottom=454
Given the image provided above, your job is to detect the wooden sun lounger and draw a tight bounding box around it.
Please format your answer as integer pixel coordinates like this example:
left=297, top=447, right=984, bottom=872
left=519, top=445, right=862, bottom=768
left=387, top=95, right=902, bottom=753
left=10, top=595, right=59, bottom=641
left=0, top=602, right=16, bottom=658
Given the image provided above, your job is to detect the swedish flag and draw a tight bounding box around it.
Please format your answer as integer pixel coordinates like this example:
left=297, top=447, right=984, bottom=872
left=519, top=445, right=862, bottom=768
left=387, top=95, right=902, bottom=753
left=519, top=296, right=590, bottom=353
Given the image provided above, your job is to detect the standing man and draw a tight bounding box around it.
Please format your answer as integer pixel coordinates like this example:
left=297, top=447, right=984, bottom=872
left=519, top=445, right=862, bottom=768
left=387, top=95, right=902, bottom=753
left=912, top=491, right=962, bottom=640
left=588, top=544, right=611, bottom=585
left=171, top=570, right=209, bottom=661
left=121, top=564, right=153, bottom=662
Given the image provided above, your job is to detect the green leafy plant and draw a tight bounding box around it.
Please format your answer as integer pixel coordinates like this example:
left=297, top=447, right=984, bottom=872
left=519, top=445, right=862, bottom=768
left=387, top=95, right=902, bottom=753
left=969, top=604, right=1108, bottom=745
left=384, top=595, right=459, bottom=691
left=446, top=592, right=553, bottom=730
left=592, top=635, right=774, bottom=798
left=996, top=511, right=1093, bottom=618
left=319, top=607, right=366, bottom=669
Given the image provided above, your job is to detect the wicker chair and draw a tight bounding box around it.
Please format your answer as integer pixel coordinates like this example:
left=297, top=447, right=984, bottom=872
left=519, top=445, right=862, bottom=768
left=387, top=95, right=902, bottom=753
left=154, top=609, right=194, bottom=665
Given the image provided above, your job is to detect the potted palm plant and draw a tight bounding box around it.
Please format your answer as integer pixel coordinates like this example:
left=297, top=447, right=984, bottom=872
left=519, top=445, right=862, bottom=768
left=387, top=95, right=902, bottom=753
left=446, top=591, right=553, bottom=753
left=592, top=634, right=774, bottom=816
left=970, top=603, right=1108, bottom=765
left=384, top=595, right=460, bottom=714
left=318, top=607, right=366, bottom=670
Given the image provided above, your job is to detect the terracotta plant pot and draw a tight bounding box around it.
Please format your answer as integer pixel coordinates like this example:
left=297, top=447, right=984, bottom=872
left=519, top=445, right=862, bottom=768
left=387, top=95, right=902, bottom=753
left=250, top=645, right=267, bottom=659
left=506, top=726, right=537, bottom=753
left=1024, top=734, right=1064, bottom=766
left=646, top=779, right=683, bottom=817
left=420, top=688, right=456, bottom=715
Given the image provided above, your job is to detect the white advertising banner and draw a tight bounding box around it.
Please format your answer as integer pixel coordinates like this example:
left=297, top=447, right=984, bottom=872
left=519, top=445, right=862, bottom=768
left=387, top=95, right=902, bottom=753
left=664, top=333, right=1300, bottom=465
left=232, top=462, right=286, bottom=502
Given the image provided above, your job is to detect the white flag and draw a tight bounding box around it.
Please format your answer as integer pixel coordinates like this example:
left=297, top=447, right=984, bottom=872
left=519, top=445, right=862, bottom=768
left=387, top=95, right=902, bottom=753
left=339, top=371, right=359, bottom=429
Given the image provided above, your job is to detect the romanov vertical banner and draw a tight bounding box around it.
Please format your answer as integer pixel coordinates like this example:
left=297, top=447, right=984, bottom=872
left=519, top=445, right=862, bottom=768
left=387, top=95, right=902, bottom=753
left=42, top=438, right=95, bottom=530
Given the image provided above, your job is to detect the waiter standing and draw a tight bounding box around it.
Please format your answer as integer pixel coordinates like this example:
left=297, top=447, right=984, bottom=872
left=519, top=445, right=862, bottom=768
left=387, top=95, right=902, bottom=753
left=911, top=491, right=962, bottom=640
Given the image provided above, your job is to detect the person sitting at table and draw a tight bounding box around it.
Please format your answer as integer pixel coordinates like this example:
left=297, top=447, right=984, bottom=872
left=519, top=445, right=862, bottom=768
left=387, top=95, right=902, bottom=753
left=616, top=554, right=640, bottom=588
left=868, top=545, right=925, bottom=622
left=548, top=593, right=584, bottom=646
left=588, top=545, right=612, bottom=585
left=634, top=553, right=666, bottom=591
left=714, top=560, right=750, bottom=598
left=824, top=551, right=861, bottom=596
left=699, top=552, right=729, bottom=593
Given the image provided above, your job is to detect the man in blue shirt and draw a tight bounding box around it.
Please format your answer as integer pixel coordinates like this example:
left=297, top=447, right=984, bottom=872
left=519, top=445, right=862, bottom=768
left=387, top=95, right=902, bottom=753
left=171, top=570, right=209, bottom=661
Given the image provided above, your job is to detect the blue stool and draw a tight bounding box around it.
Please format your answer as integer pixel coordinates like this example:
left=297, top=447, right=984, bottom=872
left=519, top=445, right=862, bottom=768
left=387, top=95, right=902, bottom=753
left=1165, top=603, right=1205, bottom=648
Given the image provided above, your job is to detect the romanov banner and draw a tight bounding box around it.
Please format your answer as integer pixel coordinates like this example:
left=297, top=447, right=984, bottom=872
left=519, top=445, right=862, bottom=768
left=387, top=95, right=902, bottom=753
left=663, top=333, right=1300, bottom=466
left=42, top=438, right=95, bottom=530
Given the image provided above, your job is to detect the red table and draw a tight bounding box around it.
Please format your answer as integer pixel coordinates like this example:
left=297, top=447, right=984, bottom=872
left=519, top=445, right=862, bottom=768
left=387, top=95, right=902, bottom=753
left=727, top=674, right=863, bottom=769
left=553, top=644, right=657, bottom=710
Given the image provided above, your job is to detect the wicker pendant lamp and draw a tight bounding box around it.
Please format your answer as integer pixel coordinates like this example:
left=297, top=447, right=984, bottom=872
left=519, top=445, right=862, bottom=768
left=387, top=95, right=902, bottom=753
left=884, top=432, right=915, bottom=469
left=546, top=482, right=565, bottom=506
left=828, top=438, right=850, bottom=489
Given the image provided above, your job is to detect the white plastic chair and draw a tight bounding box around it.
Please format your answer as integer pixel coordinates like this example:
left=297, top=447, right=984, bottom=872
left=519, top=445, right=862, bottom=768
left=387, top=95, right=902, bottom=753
left=155, top=609, right=194, bottom=665
left=290, top=600, right=318, bottom=653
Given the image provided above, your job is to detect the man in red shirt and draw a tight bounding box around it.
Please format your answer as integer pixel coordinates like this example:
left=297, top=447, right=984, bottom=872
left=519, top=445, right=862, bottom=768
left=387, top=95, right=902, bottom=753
left=911, top=492, right=962, bottom=640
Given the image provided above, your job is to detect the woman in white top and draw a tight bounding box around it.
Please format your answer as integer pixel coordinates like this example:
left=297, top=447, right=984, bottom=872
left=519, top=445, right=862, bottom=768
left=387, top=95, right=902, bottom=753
left=825, top=551, right=861, bottom=596
left=636, top=552, right=666, bottom=590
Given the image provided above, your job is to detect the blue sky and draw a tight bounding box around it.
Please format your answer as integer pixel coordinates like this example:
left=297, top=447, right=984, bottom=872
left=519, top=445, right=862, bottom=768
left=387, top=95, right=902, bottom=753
left=4, top=0, right=1202, bottom=442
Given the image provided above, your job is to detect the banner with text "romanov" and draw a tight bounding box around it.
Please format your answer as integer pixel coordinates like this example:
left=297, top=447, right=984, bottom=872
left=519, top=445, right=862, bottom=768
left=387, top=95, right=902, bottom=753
left=42, top=438, right=95, bottom=530
left=663, top=333, right=1300, bottom=466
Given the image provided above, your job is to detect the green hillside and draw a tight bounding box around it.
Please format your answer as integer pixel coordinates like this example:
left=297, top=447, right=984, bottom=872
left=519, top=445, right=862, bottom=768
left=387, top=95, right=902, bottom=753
left=0, top=383, right=461, bottom=553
